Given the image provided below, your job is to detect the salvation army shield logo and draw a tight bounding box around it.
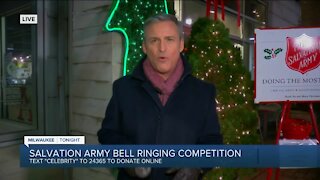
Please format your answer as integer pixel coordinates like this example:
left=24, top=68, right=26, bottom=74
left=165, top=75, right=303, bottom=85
left=286, top=34, right=320, bottom=74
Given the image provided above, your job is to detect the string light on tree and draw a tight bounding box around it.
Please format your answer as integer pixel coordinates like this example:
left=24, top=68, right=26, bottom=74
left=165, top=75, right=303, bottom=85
left=187, top=17, right=260, bottom=179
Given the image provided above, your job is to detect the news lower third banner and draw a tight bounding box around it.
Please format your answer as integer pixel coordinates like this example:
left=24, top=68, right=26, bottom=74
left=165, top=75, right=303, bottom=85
left=20, top=136, right=320, bottom=168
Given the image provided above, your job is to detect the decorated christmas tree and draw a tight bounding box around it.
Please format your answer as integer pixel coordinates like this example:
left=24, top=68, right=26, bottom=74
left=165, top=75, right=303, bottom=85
left=105, top=0, right=171, bottom=75
left=186, top=17, right=260, bottom=179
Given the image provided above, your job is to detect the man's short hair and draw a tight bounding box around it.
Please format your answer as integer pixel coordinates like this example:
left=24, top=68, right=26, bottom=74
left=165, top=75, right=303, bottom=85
left=143, top=13, right=184, bottom=40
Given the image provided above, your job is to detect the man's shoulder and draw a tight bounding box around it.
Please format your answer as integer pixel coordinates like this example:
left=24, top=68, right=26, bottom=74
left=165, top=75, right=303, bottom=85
left=113, top=75, right=130, bottom=84
left=112, top=75, right=139, bottom=89
left=187, top=75, right=216, bottom=91
left=183, top=75, right=217, bottom=98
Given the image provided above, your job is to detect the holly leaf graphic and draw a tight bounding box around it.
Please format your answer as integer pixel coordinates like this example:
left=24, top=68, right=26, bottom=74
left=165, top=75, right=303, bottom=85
left=264, top=55, right=271, bottom=60
left=274, top=48, right=283, bottom=55
left=264, top=49, right=272, bottom=55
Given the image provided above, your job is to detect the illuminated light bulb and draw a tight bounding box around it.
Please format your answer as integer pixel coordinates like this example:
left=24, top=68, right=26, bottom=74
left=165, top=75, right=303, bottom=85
left=185, top=18, right=192, bottom=25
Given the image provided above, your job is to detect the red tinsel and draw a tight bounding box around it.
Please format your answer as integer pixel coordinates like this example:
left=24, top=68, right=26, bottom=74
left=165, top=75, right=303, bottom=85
left=214, top=0, right=218, bottom=20
left=237, top=0, right=240, bottom=27
left=206, top=0, right=212, bottom=17
left=205, top=0, right=240, bottom=27
left=221, top=0, right=225, bottom=20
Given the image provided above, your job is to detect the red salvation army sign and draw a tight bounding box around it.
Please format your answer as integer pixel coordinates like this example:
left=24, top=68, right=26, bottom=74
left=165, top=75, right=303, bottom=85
left=286, top=34, right=320, bottom=74
left=255, top=28, right=320, bottom=103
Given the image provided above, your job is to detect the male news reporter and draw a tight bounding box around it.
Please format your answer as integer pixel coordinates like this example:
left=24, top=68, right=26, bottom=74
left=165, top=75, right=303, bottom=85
left=98, top=13, right=223, bottom=180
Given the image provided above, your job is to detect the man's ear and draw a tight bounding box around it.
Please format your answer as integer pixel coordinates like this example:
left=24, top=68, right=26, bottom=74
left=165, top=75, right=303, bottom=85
left=179, top=39, right=184, bottom=52
left=142, top=41, right=147, bottom=54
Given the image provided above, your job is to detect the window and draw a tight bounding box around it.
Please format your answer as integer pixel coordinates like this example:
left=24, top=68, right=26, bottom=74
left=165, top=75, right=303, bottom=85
left=0, top=1, right=37, bottom=135
left=180, top=0, right=266, bottom=79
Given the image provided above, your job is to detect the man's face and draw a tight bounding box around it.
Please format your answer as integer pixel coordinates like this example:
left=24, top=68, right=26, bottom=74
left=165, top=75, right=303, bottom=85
left=143, top=21, right=184, bottom=80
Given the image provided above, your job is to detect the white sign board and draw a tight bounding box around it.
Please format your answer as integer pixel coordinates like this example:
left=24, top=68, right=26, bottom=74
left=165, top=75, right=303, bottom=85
left=255, top=27, right=320, bottom=103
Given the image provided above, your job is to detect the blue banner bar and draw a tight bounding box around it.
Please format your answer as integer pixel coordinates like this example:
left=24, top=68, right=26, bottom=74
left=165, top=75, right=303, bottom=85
left=20, top=145, right=320, bottom=168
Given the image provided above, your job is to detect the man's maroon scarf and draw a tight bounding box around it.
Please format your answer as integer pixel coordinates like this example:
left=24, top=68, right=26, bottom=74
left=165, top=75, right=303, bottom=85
left=143, top=58, right=184, bottom=106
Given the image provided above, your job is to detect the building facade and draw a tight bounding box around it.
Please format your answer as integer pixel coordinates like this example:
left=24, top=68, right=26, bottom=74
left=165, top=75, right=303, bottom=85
left=0, top=0, right=301, bottom=179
